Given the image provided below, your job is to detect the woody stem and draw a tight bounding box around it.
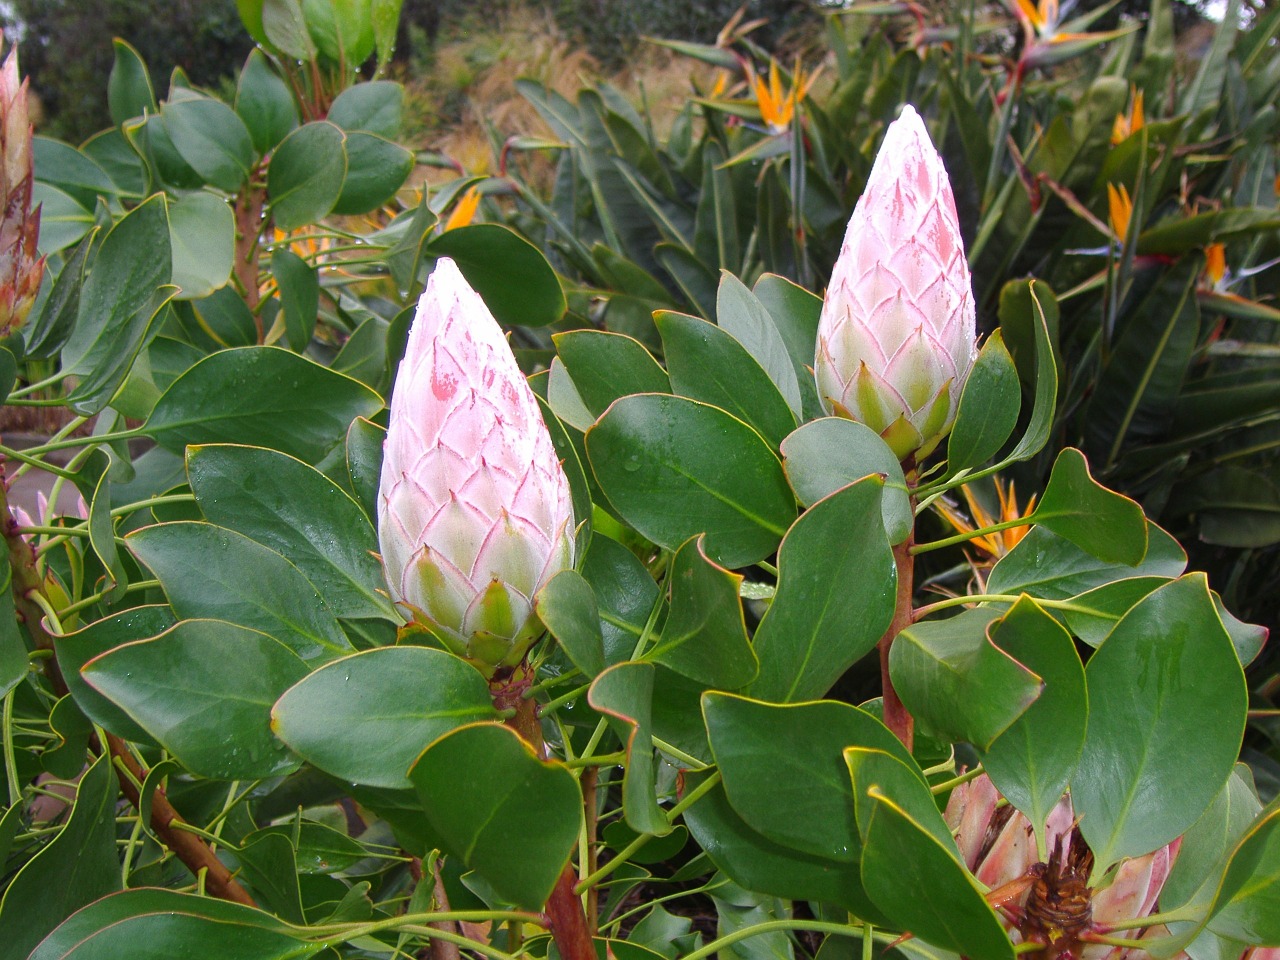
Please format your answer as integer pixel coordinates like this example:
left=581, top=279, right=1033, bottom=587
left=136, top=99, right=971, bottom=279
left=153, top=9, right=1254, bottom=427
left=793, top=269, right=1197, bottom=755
left=491, top=666, right=595, bottom=960
left=879, top=533, right=916, bottom=751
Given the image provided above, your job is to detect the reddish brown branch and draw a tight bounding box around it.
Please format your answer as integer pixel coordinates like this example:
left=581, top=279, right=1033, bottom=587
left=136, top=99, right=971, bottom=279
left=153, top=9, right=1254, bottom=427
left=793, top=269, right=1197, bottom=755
left=879, top=537, right=916, bottom=752
left=492, top=666, right=597, bottom=960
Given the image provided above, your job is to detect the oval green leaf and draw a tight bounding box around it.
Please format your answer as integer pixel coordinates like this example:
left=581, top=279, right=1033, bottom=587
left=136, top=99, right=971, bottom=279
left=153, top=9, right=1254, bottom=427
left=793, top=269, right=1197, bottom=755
left=587, top=394, right=796, bottom=568
left=409, top=722, right=581, bottom=910
left=83, top=619, right=306, bottom=779
left=144, top=346, right=383, bottom=463
left=751, top=475, right=897, bottom=703
left=186, top=443, right=394, bottom=620
left=267, top=121, right=347, bottom=231
left=127, top=521, right=353, bottom=661
left=427, top=224, right=567, bottom=328
left=272, top=646, right=496, bottom=789
left=1073, top=574, right=1248, bottom=875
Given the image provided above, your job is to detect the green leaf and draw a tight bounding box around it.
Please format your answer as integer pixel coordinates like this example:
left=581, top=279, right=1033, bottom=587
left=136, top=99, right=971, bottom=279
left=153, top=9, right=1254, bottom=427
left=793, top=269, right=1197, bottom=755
left=409, top=723, right=581, bottom=910
left=715, top=273, right=803, bottom=419
left=108, top=38, right=157, bottom=126
left=987, top=521, right=1186, bottom=599
left=162, top=96, right=255, bottom=192
left=332, top=131, right=414, bottom=215
left=1073, top=575, right=1247, bottom=875
left=273, top=646, right=496, bottom=789
left=87, top=467, right=127, bottom=602
left=0, top=755, right=121, bottom=960
left=303, top=0, right=375, bottom=65
left=780, top=417, right=911, bottom=544
left=646, top=536, right=757, bottom=688
left=145, top=346, right=383, bottom=463
left=656, top=242, right=718, bottom=320
left=0, top=561, right=25, bottom=698
left=751, top=274, right=823, bottom=421
left=327, top=80, right=403, bottom=138
left=168, top=191, right=235, bottom=300
left=1084, top=258, right=1199, bottom=469
left=60, top=194, right=175, bottom=415
left=271, top=248, right=319, bottom=351
left=32, top=137, right=119, bottom=210
left=657, top=311, right=797, bottom=449
left=581, top=533, right=660, bottom=667
left=261, top=0, right=316, bottom=59
left=235, top=48, right=299, bottom=154
left=587, top=394, right=797, bottom=568
left=187, top=444, right=394, bottom=620
left=854, top=775, right=1014, bottom=960
left=1032, top=447, right=1148, bottom=565
left=32, top=182, right=94, bottom=254
left=25, top=229, right=94, bottom=358
left=1206, top=803, right=1280, bottom=945
left=751, top=476, right=897, bottom=703
left=371, top=0, right=404, bottom=69
left=1058, top=577, right=1171, bottom=647
left=57, top=606, right=176, bottom=743
left=978, top=598, right=1087, bottom=842
left=83, top=619, right=306, bottom=779
left=345, top=416, right=384, bottom=521
left=1162, top=765, right=1260, bottom=917
left=946, top=331, right=1021, bottom=472
left=536, top=394, right=593, bottom=558
left=427, top=225, right=566, bottom=328
left=29, top=888, right=322, bottom=960
left=997, top=279, right=1058, bottom=465
left=235, top=831, right=305, bottom=923
left=682, top=774, right=878, bottom=916
left=554, top=329, right=670, bottom=418
left=536, top=569, right=605, bottom=677
left=248, top=820, right=369, bottom=874
left=589, top=662, right=669, bottom=836
left=704, top=694, right=916, bottom=862
left=127, top=521, right=354, bottom=661
left=890, top=608, right=1043, bottom=750
left=268, top=121, right=347, bottom=230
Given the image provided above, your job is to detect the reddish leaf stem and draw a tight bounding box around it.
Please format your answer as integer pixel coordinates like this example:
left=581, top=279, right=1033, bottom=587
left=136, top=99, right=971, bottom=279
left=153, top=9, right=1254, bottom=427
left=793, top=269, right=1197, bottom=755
left=492, top=665, right=596, bottom=960
left=879, top=536, right=916, bottom=752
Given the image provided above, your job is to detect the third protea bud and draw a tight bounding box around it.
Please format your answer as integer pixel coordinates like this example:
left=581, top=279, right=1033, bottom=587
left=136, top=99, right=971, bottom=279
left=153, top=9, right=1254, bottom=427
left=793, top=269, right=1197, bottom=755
left=378, top=258, right=575, bottom=673
left=814, top=104, right=977, bottom=463
left=0, top=36, right=43, bottom=338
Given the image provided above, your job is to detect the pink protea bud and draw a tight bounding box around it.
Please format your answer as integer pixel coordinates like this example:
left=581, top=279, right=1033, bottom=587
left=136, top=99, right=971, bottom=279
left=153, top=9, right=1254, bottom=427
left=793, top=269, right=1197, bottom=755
left=0, top=36, right=44, bottom=338
left=944, top=774, right=1182, bottom=958
left=814, top=104, right=976, bottom=463
left=377, top=258, right=575, bottom=673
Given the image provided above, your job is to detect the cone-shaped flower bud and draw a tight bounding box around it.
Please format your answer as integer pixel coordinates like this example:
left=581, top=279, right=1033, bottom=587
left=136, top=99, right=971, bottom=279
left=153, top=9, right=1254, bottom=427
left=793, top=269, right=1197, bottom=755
left=944, top=774, right=1182, bottom=958
left=0, top=37, right=44, bottom=338
left=814, top=104, right=976, bottom=463
left=378, top=258, right=574, bottom=672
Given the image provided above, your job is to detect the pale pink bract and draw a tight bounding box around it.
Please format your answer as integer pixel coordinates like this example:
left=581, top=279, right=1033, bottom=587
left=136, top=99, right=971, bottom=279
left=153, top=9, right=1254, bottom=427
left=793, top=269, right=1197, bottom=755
left=814, top=104, right=977, bottom=462
left=944, top=774, right=1183, bottom=959
left=377, top=258, right=574, bottom=671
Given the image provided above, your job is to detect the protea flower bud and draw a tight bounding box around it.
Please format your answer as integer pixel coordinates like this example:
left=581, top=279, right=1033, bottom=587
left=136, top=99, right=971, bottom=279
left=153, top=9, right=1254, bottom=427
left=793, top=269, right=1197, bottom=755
left=814, top=104, right=976, bottom=463
left=0, top=37, right=44, bottom=338
left=944, top=774, right=1181, bottom=958
left=377, top=258, right=574, bottom=672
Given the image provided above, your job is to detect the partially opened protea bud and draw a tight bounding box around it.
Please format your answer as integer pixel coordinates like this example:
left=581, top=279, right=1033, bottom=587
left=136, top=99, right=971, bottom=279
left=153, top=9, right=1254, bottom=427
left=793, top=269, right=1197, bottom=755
left=814, top=104, right=976, bottom=463
left=0, top=36, right=44, bottom=338
left=378, top=258, right=575, bottom=673
left=945, top=774, right=1181, bottom=958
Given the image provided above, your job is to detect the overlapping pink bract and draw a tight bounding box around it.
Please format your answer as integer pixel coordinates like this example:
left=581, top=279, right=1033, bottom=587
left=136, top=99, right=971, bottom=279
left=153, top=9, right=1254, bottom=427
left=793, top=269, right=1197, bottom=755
left=946, top=774, right=1182, bottom=959
left=0, top=38, right=44, bottom=338
left=377, top=258, right=574, bottom=670
left=815, top=104, right=976, bottom=462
